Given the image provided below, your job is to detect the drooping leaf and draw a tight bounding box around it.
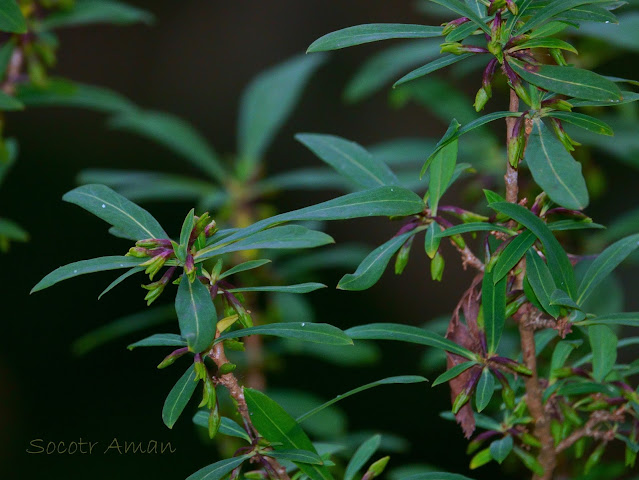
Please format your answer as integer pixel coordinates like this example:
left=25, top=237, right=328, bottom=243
left=41, top=0, right=153, bottom=29
left=394, top=54, right=474, bottom=88
left=215, top=322, right=352, bottom=346
left=489, top=202, right=576, bottom=298
left=429, top=139, right=458, bottom=215
left=490, top=436, right=513, bottom=464
left=238, top=54, right=326, bottom=167
left=296, top=133, right=399, bottom=188
left=344, top=435, right=382, bottom=480
left=338, top=230, right=418, bottom=291
left=589, top=325, right=617, bottom=382
left=185, top=455, right=252, bottom=480
left=267, top=449, right=324, bottom=465
left=219, top=259, right=271, bottom=279
left=549, top=289, right=581, bottom=310
left=547, top=112, right=613, bottom=136
left=31, top=256, right=143, bottom=293
left=492, top=231, right=536, bottom=282
left=110, top=110, right=227, bottom=182
left=296, top=376, right=427, bottom=423
left=244, top=389, right=333, bottom=480
left=162, top=364, right=199, bottom=429
left=474, top=368, right=495, bottom=412
left=483, top=269, right=507, bottom=354
left=175, top=276, right=217, bottom=353
left=127, top=333, right=187, bottom=350
left=525, top=119, right=589, bottom=210
left=98, top=266, right=144, bottom=300
left=346, top=324, right=477, bottom=360
left=226, top=283, right=327, bottom=294
left=0, top=0, right=26, bottom=33
left=508, top=59, right=622, bottom=102
left=525, top=249, right=561, bottom=318
left=62, top=184, right=168, bottom=240
left=577, top=234, right=639, bottom=305
left=307, top=24, right=443, bottom=52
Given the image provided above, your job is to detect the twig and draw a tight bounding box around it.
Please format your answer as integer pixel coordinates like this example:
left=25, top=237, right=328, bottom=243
left=556, top=408, right=626, bottom=454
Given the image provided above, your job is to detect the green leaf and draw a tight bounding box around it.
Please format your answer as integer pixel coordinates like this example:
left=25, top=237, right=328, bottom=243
left=547, top=112, right=613, bottom=136
left=193, top=412, right=251, bottom=443
left=344, top=435, right=382, bottom=480
left=128, top=333, right=187, bottom=350
left=571, top=91, right=639, bottom=107
left=550, top=340, right=581, bottom=377
left=296, top=375, right=427, bottom=423
left=508, top=59, right=622, bottom=102
left=525, top=249, right=561, bottom=318
left=307, top=24, right=443, bottom=52
left=0, top=90, right=24, bottom=111
left=437, top=222, right=514, bottom=238
left=549, top=289, right=581, bottom=310
left=71, top=305, right=175, bottom=355
left=196, top=225, right=334, bottom=261
left=432, top=362, right=477, bottom=387
left=175, top=276, right=217, bottom=353
left=428, top=0, right=491, bottom=34
left=490, top=436, right=513, bottom=464
left=425, top=222, right=442, bottom=259
left=516, top=0, right=615, bottom=34
left=62, top=184, right=168, bottom=240
left=589, top=325, right=617, bottom=382
left=109, top=110, right=226, bottom=182
left=489, top=202, right=576, bottom=298
left=560, top=5, right=618, bottom=24
left=244, top=389, right=333, bottom=480
left=0, top=216, right=28, bottom=242
left=296, top=133, right=399, bottom=188
left=178, top=209, right=195, bottom=263
left=41, top=0, right=153, bottom=29
left=0, top=0, right=26, bottom=33
left=492, top=231, right=536, bottom=282
left=394, top=54, right=473, bottom=88
left=577, top=234, right=639, bottom=305
left=98, top=266, right=144, bottom=300
left=346, top=323, right=476, bottom=360
left=511, top=38, right=577, bottom=54
left=483, top=270, right=507, bottom=354
left=475, top=368, right=495, bottom=412
left=162, top=365, right=199, bottom=429
left=267, top=449, right=324, bottom=465
left=238, top=54, right=326, bottom=166
left=17, top=79, right=136, bottom=113
left=402, top=474, right=476, bottom=480
left=576, top=11, right=639, bottom=52
left=215, top=322, right=353, bottom=346
left=219, top=259, right=271, bottom=279
left=429, top=139, right=458, bottom=215
left=338, top=230, right=418, bottom=291
left=225, top=283, right=327, bottom=294
left=525, top=119, right=589, bottom=210
left=576, top=313, right=639, bottom=327
left=31, top=256, right=142, bottom=293
left=186, top=455, right=252, bottom=480
left=547, top=220, right=604, bottom=231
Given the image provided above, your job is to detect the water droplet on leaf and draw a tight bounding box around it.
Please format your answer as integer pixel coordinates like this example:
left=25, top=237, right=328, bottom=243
left=101, top=204, right=106, bottom=208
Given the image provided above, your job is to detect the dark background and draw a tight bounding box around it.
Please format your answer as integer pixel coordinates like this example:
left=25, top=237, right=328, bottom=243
left=2, top=1, right=638, bottom=479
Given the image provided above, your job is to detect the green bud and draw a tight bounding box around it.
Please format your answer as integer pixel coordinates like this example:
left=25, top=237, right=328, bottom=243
left=218, top=362, right=237, bottom=375
left=364, top=456, right=390, bottom=479
left=584, top=442, right=606, bottom=474
left=512, top=82, right=533, bottom=107
left=141, top=254, right=169, bottom=280
left=224, top=339, right=245, bottom=351
left=127, top=246, right=150, bottom=258
left=551, top=419, right=562, bottom=446
left=513, top=399, right=527, bottom=417
left=510, top=362, right=533, bottom=376
left=575, top=437, right=586, bottom=459
left=440, top=42, right=466, bottom=55
left=193, top=213, right=211, bottom=238
left=199, top=378, right=217, bottom=409
left=210, top=259, right=223, bottom=284
left=560, top=402, right=583, bottom=426
left=425, top=222, right=442, bottom=259
left=395, top=238, right=413, bottom=275
left=451, top=234, right=466, bottom=250
left=550, top=48, right=567, bottom=66
left=157, top=350, right=188, bottom=369
left=143, top=286, right=164, bottom=306
left=194, top=361, right=208, bottom=381
left=520, top=432, right=541, bottom=448
left=550, top=118, right=580, bottom=152
left=431, top=252, right=445, bottom=282
left=552, top=367, right=573, bottom=379
left=474, top=87, right=491, bottom=112
left=243, top=472, right=264, bottom=480
left=208, top=403, right=221, bottom=439
left=501, top=382, right=515, bottom=410
left=487, top=40, right=503, bottom=63
left=452, top=389, right=470, bottom=414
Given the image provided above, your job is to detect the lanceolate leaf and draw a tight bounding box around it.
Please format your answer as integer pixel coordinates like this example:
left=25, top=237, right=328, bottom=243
left=589, top=325, right=617, bottom=382
left=128, top=333, right=187, bottom=350
left=31, top=256, right=143, bottom=293
left=525, top=249, right=561, bottom=318
left=437, top=222, right=515, bottom=238
left=0, top=0, right=27, bottom=33
left=429, top=139, right=458, bottom=216
left=41, top=0, right=153, bottom=29
left=483, top=269, right=507, bottom=354
left=296, top=133, right=399, bottom=188
left=516, top=0, right=617, bottom=34
left=238, top=54, right=326, bottom=166
left=162, top=365, right=199, bottom=429
left=490, top=436, right=513, bottom=464
left=192, top=412, right=251, bottom=443
left=178, top=209, right=195, bottom=263
left=489, top=202, right=576, bottom=298
left=98, top=266, right=144, bottom=300
left=508, top=59, right=622, bottom=102
left=546, top=112, right=613, bottom=136
left=576, top=313, right=639, bottom=327
left=296, top=376, right=427, bottom=423
left=577, top=234, right=639, bottom=305
left=428, top=0, right=491, bottom=34
left=346, top=323, right=476, bottom=360
left=225, top=283, right=327, bottom=294
left=525, top=119, right=589, bottom=210
left=344, top=435, right=382, bottom=480
left=175, top=276, right=217, bottom=353
left=571, top=91, right=639, bottom=107
left=394, top=54, right=474, bottom=88
left=402, top=473, right=477, bottom=480
left=267, top=449, right=324, bottom=465
left=62, top=184, right=168, bottom=240
left=215, top=323, right=353, bottom=346
left=492, top=231, right=536, bottom=282
left=432, top=361, right=478, bottom=387
left=244, top=389, right=333, bottom=480
left=219, top=259, right=271, bottom=279
left=338, top=230, right=418, bottom=291
left=307, top=24, right=444, bottom=52
left=185, top=455, right=252, bottom=480
left=511, top=38, right=577, bottom=54
left=475, top=368, right=495, bottom=412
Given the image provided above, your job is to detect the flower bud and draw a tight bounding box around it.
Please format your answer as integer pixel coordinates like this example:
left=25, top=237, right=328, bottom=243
left=541, top=98, right=573, bottom=112
left=199, top=377, right=217, bottom=409
left=442, top=17, right=470, bottom=36
left=395, top=237, right=413, bottom=275
left=194, top=358, right=208, bottom=381
left=506, top=0, right=518, bottom=15
left=431, top=252, right=445, bottom=282
left=156, top=346, right=189, bottom=369
left=136, top=238, right=172, bottom=249
left=363, top=456, right=390, bottom=480
left=474, top=87, right=491, bottom=112
left=204, top=220, right=218, bottom=237
left=452, top=389, right=471, bottom=414
left=218, top=362, right=237, bottom=375
left=141, top=266, right=176, bottom=305
left=550, top=118, right=580, bottom=151
left=223, top=339, right=245, bottom=351
left=550, top=48, right=567, bottom=66
left=127, top=246, right=151, bottom=258
left=508, top=116, right=526, bottom=168
left=208, top=402, right=221, bottom=439
left=141, top=250, right=172, bottom=280
left=184, top=254, right=196, bottom=283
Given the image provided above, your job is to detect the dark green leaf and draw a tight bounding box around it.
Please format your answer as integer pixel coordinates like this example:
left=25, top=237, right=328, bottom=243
left=489, top=202, right=576, bottom=298
left=31, top=256, right=142, bottom=293
left=267, top=449, right=324, bottom=465
left=0, top=0, right=26, bottom=33
left=425, top=222, right=442, bottom=259
left=525, top=119, right=589, bottom=210
left=178, top=209, right=195, bottom=263
left=475, top=368, right=495, bottom=412
left=571, top=91, right=639, bottom=107
left=307, top=24, right=443, bottom=52
left=162, top=365, right=199, bottom=429
left=576, top=313, right=639, bottom=327
left=344, top=435, right=382, bottom=480
left=0, top=216, right=28, bottom=242
left=428, top=0, right=491, bottom=34
left=0, top=90, right=23, bottom=111
left=547, top=220, right=605, bottom=231
left=128, top=333, right=187, bottom=350
left=186, top=455, right=252, bottom=480
left=429, top=139, right=458, bottom=215
left=238, top=54, right=326, bottom=166
left=492, top=231, right=536, bottom=282
left=549, top=289, right=581, bottom=310
left=432, top=361, right=477, bottom=387
left=219, top=259, right=271, bottom=279
left=42, top=0, right=153, bottom=29
left=296, top=133, right=399, bottom=188
left=338, top=230, right=418, bottom=291
left=296, top=376, right=427, bottom=423
left=402, top=474, right=476, bottom=480
left=576, top=11, right=639, bottom=52
left=193, top=412, right=251, bottom=443
left=547, top=112, right=613, bottom=136
left=483, top=270, right=507, bottom=354
left=394, top=54, right=473, bottom=88
left=175, top=276, right=217, bottom=353
left=511, top=38, right=577, bottom=54
left=98, top=266, right=144, bottom=300
left=63, top=184, right=168, bottom=240
left=346, top=323, right=476, bottom=360
left=577, top=234, right=639, bottom=305
left=525, top=249, right=561, bottom=318
left=437, top=222, right=515, bottom=238
left=516, top=0, right=615, bottom=34
left=509, top=59, right=622, bottom=102
left=215, top=322, right=353, bottom=346
left=560, top=5, right=617, bottom=24
left=226, top=283, right=327, bottom=294
left=589, top=325, right=617, bottom=382
left=550, top=340, right=581, bottom=377
left=490, top=436, right=513, bottom=464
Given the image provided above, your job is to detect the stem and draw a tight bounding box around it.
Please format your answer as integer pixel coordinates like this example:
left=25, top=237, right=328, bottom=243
left=505, top=89, right=556, bottom=480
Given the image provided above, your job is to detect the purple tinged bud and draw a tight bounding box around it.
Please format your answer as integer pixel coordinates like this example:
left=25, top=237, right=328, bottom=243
left=483, top=59, right=498, bottom=92
left=541, top=98, right=573, bottom=112
left=474, top=87, right=491, bottom=112
left=157, top=346, right=189, bottom=369
left=141, top=249, right=173, bottom=280
left=440, top=42, right=488, bottom=55
left=431, top=252, right=445, bottom=282
left=127, top=246, right=151, bottom=258
left=185, top=254, right=196, bottom=282
left=136, top=238, right=172, bottom=249
left=502, top=61, right=519, bottom=86
left=442, top=17, right=470, bottom=36
left=204, top=220, right=218, bottom=237
left=506, top=0, right=518, bottom=15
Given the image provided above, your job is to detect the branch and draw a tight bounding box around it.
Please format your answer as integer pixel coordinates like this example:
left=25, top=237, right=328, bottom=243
left=556, top=408, right=626, bottom=454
